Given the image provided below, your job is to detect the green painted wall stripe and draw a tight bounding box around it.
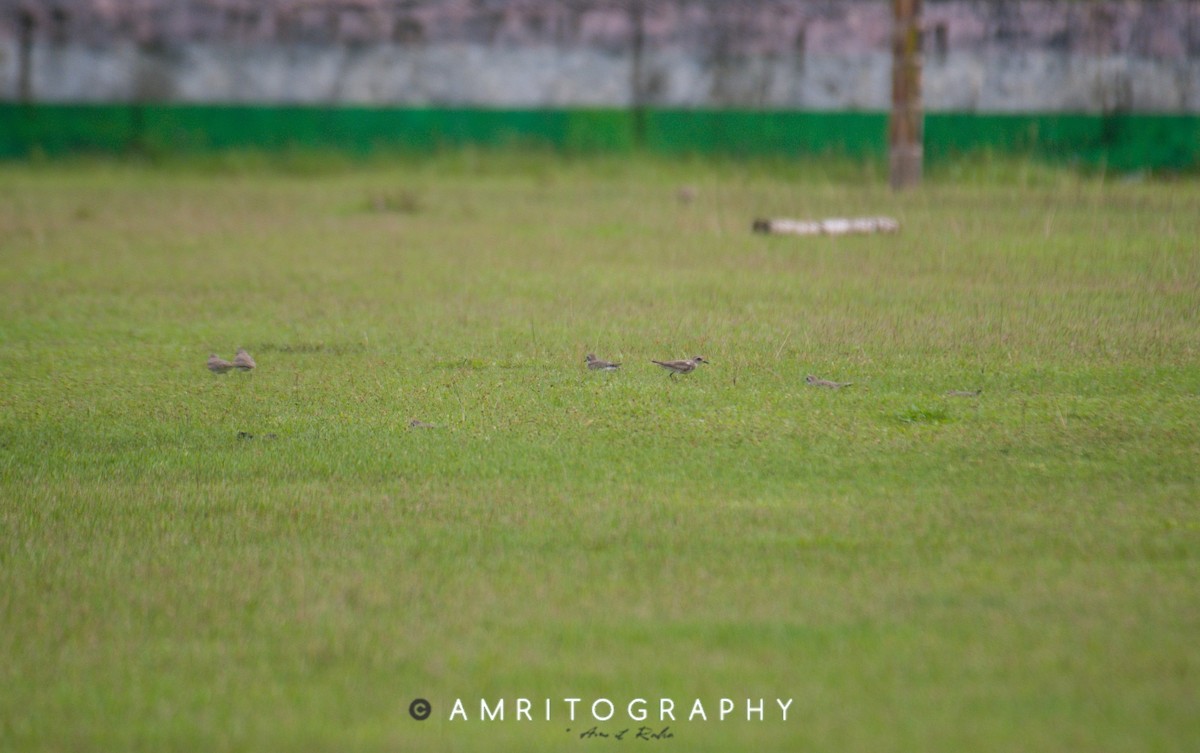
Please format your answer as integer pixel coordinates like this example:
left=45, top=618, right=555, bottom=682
left=924, top=113, right=1200, bottom=170
left=644, top=111, right=889, bottom=158
left=2, top=104, right=1197, bottom=169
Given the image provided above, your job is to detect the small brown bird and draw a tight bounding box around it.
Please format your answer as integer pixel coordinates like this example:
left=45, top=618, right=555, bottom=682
left=585, top=353, right=621, bottom=371
left=946, top=389, right=982, bottom=397
left=652, top=356, right=708, bottom=378
left=806, top=375, right=852, bottom=389
left=207, top=354, right=234, bottom=374
left=677, top=185, right=699, bottom=204
left=409, top=419, right=437, bottom=429
left=232, top=348, right=256, bottom=372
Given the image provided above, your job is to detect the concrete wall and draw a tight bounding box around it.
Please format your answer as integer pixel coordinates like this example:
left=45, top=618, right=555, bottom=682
left=1, top=0, right=1198, bottom=112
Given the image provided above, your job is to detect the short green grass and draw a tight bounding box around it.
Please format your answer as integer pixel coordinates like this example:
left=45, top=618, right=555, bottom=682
left=1, top=153, right=1198, bottom=753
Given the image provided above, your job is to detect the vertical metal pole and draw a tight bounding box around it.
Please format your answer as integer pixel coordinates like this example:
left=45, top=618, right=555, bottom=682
left=889, top=0, right=923, bottom=189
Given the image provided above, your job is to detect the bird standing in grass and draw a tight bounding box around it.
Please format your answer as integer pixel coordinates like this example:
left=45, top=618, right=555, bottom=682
left=652, top=356, right=708, bottom=378
left=806, top=375, right=852, bottom=389
left=233, top=348, right=256, bottom=372
left=207, top=354, right=234, bottom=374
left=585, top=353, right=621, bottom=371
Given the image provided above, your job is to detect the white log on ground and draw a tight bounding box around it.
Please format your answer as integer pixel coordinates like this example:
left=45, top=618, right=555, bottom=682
left=752, top=217, right=900, bottom=236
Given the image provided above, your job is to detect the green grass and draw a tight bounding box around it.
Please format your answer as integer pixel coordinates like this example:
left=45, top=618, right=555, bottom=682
left=1, top=153, right=1198, bottom=753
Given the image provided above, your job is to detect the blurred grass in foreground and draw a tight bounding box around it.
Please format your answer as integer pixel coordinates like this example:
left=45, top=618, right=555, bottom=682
left=1, top=152, right=1197, bottom=753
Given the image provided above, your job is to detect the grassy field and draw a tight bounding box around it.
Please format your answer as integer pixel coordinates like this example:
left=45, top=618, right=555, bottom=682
left=1, top=153, right=1198, bottom=752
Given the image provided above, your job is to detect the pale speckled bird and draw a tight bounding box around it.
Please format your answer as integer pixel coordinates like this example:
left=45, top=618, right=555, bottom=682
left=207, top=354, right=234, bottom=374
left=946, top=389, right=981, bottom=397
left=585, top=353, right=621, bottom=371
left=652, top=356, right=708, bottom=378
left=233, top=348, right=256, bottom=372
left=805, top=375, right=852, bottom=389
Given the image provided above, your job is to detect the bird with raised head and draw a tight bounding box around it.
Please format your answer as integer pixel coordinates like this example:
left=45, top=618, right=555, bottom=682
left=651, top=356, right=708, bottom=378
left=232, top=348, right=256, bottom=372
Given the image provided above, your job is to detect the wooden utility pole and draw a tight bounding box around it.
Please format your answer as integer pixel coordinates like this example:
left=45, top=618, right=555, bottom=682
left=629, top=0, right=647, bottom=148
left=17, top=9, right=35, bottom=103
left=889, top=0, right=923, bottom=189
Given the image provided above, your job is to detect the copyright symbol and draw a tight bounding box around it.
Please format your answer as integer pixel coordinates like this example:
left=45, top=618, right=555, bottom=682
left=409, top=698, right=432, bottom=721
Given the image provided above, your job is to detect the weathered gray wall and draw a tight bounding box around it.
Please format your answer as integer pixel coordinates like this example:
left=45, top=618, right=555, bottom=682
left=2, top=0, right=1198, bottom=111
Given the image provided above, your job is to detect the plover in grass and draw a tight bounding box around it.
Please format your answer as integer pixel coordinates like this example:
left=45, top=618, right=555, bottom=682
left=945, top=389, right=982, bottom=397
left=409, top=419, right=437, bottom=429
left=233, top=348, right=256, bottom=372
left=585, top=354, right=621, bottom=371
left=805, top=375, right=852, bottom=389
left=207, top=354, right=235, bottom=374
left=652, top=356, right=708, bottom=378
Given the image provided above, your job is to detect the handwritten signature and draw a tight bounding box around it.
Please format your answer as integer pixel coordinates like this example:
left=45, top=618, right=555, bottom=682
left=574, top=726, right=675, bottom=741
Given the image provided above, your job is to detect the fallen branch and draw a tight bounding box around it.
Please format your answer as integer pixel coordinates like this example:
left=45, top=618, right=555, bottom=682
left=752, top=216, right=900, bottom=236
